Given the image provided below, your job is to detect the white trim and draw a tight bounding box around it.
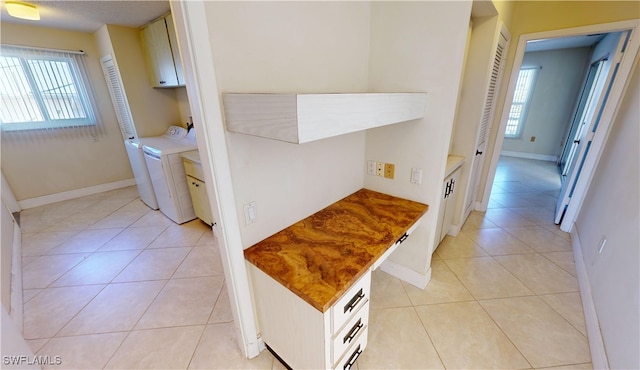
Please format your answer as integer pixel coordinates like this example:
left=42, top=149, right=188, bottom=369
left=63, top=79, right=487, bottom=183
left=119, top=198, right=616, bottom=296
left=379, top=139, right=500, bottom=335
left=170, top=0, right=262, bottom=358
left=379, top=259, right=432, bottom=290
left=446, top=223, right=462, bottom=238
left=571, top=225, right=609, bottom=369
left=500, top=150, right=558, bottom=162
left=480, top=19, right=640, bottom=214
left=18, top=178, right=136, bottom=209
left=10, top=215, right=23, bottom=332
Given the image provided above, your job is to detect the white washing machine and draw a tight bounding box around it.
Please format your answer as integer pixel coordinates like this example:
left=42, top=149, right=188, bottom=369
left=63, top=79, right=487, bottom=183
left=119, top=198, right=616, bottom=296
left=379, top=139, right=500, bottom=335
left=143, top=128, right=198, bottom=224
left=124, top=139, right=158, bottom=209
left=124, top=126, right=190, bottom=210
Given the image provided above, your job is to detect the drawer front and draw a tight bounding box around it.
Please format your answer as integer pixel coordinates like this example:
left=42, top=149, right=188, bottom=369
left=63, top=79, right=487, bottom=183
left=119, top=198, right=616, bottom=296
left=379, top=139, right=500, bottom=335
left=183, top=160, right=204, bottom=181
left=334, top=327, right=368, bottom=370
left=332, top=301, right=369, bottom=365
left=331, top=271, right=371, bottom=334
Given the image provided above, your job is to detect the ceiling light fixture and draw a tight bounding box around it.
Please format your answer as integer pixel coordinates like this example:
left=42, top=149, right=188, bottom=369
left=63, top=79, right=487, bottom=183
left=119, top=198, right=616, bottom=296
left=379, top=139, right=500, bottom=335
left=5, top=1, right=40, bottom=21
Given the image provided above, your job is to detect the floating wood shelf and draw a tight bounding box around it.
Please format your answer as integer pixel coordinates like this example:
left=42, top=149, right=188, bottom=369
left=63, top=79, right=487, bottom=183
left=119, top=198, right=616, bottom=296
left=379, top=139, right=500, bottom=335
left=222, top=93, right=427, bottom=144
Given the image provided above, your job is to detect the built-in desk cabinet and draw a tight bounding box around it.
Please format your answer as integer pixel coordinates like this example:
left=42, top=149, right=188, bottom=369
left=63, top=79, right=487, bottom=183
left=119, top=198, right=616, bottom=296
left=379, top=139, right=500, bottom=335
left=249, top=265, right=370, bottom=370
left=140, top=14, right=184, bottom=88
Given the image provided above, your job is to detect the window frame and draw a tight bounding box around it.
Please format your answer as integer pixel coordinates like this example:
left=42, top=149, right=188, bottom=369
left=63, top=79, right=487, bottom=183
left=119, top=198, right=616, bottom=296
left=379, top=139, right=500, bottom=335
left=0, top=46, right=97, bottom=132
left=504, top=66, right=539, bottom=139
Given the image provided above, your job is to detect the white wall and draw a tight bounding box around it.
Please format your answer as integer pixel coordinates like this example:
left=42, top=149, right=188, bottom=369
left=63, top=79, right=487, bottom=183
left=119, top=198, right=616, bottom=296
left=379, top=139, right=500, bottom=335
left=202, top=1, right=372, bottom=247
left=574, top=60, right=639, bottom=370
left=502, top=47, right=591, bottom=157
left=366, top=1, right=472, bottom=277
left=1, top=24, right=133, bottom=201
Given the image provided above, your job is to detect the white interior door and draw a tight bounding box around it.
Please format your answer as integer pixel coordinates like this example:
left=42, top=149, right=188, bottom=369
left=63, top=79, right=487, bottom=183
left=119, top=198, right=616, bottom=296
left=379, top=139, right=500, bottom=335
left=554, top=31, right=629, bottom=224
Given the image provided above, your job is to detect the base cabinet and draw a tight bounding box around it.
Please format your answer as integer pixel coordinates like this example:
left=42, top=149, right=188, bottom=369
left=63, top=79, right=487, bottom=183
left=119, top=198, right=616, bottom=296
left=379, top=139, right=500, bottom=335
left=182, top=154, right=214, bottom=226
left=249, top=264, right=371, bottom=369
left=437, top=167, right=461, bottom=244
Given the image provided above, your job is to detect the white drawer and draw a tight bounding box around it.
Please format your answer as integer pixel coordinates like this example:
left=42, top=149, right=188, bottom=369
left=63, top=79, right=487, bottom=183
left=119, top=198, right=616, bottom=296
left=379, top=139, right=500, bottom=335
left=334, top=326, right=368, bottom=370
left=332, top=301, right=369, bottom=365
left=331, top=271, right=371, bottom=334
left=183, top=159, right=204, bottom=181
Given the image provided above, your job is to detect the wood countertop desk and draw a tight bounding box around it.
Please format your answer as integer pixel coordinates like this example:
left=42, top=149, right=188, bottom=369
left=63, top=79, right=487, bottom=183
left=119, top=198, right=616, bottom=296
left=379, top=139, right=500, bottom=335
left=244, top=188, right=428, bottom=313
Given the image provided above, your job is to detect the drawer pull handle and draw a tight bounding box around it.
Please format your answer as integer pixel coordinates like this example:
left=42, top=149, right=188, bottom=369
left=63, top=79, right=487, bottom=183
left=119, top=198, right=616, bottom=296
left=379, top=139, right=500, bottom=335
left=343, top=344, right=362, bottom=370
left=344, top=289, right=364, bottom=314
left=343, top=319, right=363, bottom=344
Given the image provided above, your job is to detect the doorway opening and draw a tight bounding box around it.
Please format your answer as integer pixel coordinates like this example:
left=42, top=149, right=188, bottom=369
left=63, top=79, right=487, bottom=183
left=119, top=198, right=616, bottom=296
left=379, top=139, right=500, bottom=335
left=482, top=20, right=639, bottom=232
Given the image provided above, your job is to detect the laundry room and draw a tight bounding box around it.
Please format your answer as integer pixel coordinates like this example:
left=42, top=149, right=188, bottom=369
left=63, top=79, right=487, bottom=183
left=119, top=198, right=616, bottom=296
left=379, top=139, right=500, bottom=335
left=0, top=2, right=192, bottom=209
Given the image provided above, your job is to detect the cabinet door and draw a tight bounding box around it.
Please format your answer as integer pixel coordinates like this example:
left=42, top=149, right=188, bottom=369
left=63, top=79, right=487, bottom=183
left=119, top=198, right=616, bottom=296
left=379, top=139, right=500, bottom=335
left=164, top=14, right=185, bottom=85
left=438, top=168, right=461, bottom=244
left=187, top=175, right=213, bottom=225
left=141, top=18, right=179, bottom=87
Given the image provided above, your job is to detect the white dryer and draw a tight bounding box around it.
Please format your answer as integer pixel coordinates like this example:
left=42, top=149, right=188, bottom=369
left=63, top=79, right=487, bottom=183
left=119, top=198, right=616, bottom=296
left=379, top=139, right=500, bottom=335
left=143, top=128, right=198, bottom=224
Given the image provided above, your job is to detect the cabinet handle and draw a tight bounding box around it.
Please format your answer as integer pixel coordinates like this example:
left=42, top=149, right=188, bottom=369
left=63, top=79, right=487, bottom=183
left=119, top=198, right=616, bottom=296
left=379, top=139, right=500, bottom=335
left=343, top=345, right=362, bottom=370
left=343, top=318, right=363, bottom=344
left=159, top=80, right=166, bottom=84
left=344, top=288, right=364, bottom=314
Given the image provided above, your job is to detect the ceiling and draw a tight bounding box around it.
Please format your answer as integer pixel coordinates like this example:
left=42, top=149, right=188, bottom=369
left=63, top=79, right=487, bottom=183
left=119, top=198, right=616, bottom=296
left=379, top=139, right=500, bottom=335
left=2, top=0, right=609, bottom=52
left=1, top=0, right=170, bottom=33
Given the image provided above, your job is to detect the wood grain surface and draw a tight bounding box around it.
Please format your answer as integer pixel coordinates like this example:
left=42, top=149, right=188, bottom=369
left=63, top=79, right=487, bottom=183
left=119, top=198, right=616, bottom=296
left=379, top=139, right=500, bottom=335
left=244, top=188, right=428, bottom=312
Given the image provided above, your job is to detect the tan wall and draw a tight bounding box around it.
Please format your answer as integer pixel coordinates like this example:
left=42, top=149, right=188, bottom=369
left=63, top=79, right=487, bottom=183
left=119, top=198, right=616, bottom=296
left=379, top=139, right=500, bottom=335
left=1, top=24, right=132, bottom=200
left=94, top=24, right=183, bottom=137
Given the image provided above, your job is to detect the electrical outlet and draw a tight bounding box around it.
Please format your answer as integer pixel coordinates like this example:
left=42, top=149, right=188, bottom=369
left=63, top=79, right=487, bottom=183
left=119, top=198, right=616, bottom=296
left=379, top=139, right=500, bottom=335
left=384, top=163, right=395, bottom=179
left=367, top=160, right=376, bottom=175
left=376, top=162, right=384, bottom=176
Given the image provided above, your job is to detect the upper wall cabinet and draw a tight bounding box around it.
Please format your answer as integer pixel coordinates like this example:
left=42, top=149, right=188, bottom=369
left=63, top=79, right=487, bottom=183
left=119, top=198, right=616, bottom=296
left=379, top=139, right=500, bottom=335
left=140, top=14, right=185, bottom=88
left=222, top=93, right=427, bottom=143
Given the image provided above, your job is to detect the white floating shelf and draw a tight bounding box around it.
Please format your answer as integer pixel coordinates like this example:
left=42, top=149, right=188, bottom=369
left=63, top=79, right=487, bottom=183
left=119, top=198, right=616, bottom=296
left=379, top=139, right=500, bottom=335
left=222, top=93, right=427, bottom=144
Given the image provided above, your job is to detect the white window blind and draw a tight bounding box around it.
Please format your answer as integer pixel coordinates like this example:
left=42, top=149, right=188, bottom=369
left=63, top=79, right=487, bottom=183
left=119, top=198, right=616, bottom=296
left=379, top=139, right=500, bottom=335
left=0, top=45, right=101, bottom=134
left=505, top=67, right=539, bottom=138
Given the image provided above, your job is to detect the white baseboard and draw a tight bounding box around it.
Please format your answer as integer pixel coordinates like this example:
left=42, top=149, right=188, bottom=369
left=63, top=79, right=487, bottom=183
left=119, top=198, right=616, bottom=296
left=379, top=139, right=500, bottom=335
left=501, top=150, right=558, bottom=162
left=18, top=178, right=136, bottom=209
left=378, top=259, right=432, bottom=290
left=571, top=226, right=609, bottom=369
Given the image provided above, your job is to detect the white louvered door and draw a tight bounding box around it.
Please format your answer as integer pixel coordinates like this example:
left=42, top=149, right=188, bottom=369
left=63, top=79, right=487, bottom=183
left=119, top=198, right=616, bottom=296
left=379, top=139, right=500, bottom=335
left=466, top=29, right=509, bottom=213
left=100, top=55, right=138, bottom=140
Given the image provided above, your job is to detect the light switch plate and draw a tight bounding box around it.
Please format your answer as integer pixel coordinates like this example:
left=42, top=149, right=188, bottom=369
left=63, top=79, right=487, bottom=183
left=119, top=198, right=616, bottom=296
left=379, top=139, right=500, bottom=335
left=244, top=201, right=256, bottom=225
left=410, top=168, right=423, bottom=184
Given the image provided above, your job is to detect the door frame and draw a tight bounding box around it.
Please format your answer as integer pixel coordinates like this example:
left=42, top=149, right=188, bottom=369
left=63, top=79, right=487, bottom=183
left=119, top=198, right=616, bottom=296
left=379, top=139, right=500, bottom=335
left=480, top=19, right=640, bottom=232
left=169, top=0, right=262, bottom=358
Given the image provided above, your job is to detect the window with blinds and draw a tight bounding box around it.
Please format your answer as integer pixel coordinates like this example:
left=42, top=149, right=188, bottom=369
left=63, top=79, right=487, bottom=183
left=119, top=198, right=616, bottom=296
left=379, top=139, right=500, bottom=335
left=0, top=46, right=98, bottom=131
left=505, top=67, right=539, bottom=138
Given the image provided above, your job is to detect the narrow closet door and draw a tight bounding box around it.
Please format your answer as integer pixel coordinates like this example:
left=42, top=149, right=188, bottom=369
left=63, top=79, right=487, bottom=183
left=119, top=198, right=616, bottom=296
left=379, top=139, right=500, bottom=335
left=466, top=29, right=509, bottom=214
left=100, top=55, right=137, bottom=141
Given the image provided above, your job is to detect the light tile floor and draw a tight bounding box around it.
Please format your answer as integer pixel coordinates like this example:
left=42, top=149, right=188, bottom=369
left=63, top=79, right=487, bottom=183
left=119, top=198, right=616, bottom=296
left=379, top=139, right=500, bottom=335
left=20, top=156, right=591, bottom=369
